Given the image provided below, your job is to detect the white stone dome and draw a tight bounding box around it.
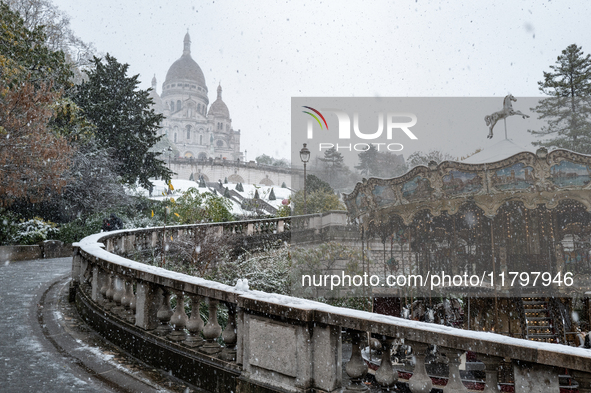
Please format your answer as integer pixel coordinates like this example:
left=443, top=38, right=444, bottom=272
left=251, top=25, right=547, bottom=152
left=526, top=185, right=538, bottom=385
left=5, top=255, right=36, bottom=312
left=162, top=33, right=207, bottom=91
left=208, top=84, right=230, bottom=119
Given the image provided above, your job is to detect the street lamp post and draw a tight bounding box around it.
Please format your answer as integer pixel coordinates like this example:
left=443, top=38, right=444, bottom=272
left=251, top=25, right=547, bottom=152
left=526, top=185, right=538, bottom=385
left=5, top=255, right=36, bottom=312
left=299, top=143, right=310, bottom=215
left=167, top=146, right=173, bottom=170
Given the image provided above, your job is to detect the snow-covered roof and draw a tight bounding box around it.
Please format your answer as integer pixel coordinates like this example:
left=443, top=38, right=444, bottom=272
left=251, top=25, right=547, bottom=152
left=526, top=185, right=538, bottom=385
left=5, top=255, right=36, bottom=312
left=462, top=138, right=534, bottom=164
left=132, top=179, right=293, bottom=216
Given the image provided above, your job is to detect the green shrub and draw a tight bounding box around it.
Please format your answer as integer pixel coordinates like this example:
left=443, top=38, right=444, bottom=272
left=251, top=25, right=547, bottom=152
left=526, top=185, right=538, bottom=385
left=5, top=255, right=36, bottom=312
left=11, top=218, right=59, bottom=245
left=55, top=216, right=103, bottom=244
left=0, top=209, right=20, bottom=245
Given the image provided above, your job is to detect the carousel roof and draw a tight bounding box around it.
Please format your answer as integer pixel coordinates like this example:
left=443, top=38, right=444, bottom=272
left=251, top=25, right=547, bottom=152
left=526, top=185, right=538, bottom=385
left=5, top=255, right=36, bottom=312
left=344, top=146, right=591, bottom=225
left=462, top=139, right=533, bottom=164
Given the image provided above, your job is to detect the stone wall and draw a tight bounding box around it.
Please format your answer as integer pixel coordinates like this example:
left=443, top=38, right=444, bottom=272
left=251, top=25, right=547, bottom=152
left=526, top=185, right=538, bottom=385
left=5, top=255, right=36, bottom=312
left=0, top=240, right=72, bottom=262
left=169, top=158, right=300, bottom=188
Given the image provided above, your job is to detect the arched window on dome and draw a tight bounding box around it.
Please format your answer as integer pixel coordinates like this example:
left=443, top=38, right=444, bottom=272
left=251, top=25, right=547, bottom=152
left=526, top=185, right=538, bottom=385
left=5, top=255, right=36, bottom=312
left=200, top=135, right=203, bottom=145
left=197, top=104, right=201, bottom=113
left=177, top=100, right=181, bottom=112
left=174, top=133, right=177, bottom=143
left=186, top=125, right=191, bottom=140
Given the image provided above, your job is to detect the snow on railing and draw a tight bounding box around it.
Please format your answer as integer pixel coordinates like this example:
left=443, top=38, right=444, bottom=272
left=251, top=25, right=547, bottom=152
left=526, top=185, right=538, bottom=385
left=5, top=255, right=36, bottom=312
left=71, top=214, right=591, bottom=393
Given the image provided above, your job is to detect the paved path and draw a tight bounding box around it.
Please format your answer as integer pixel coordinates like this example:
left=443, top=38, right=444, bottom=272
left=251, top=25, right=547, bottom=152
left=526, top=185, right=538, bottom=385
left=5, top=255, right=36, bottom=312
left=0, top=257, right=111, bottom=392
left=0, top=258, right=185, bottom=393
left=0, top=257, right=390, bottom=393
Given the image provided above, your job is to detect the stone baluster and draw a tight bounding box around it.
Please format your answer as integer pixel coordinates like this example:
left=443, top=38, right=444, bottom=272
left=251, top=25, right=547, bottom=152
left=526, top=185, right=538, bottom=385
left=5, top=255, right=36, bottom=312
left=407, top=341, right=433, bottom=393
left=344, top=330, right=368, bottom=392
left=572, top=370, right=591, bottom=393
left=168, top=290, right=188, bottom=342
left=81, top=259, right=92, bottom=285
left=111, top=275, right=126, bottom=316
left=90, top=264, right=99, bottom=301
left=93, top=267, right=107, bottom=304
left=120, top=278, right=132, bottom=315
left=441, top=347, right=468, bottom=392
left=118, top=236, right=125, bottom=254
left=105, top=238, right=113, bottom=252
left=120, top=278, right=136, bottom=322
left=155, top=288, right=174, bottom=336
left=375, top=336, right=397, bottom=391
left=98, top=269, right=110, bottom=305
left=184, top=294, right=204, bottom=348
left=478, top=354, right=502, bottom=393
left=104, top=273, right=116, bottom=311
left=126, top=280, right=137, bottom=324
left=201, top=298, right=222, bottom=355
left=221, top=303, right=237, bottom=361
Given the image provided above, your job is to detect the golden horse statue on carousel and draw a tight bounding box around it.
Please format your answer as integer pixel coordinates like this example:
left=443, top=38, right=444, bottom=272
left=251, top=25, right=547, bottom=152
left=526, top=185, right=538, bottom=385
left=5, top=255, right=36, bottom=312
left=485, top=94, right=530, bottom=139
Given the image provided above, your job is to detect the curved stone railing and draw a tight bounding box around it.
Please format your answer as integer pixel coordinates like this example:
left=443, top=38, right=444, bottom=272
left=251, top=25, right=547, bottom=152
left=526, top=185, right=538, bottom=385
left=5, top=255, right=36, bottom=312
left=71, top=214, right=591, bottom=393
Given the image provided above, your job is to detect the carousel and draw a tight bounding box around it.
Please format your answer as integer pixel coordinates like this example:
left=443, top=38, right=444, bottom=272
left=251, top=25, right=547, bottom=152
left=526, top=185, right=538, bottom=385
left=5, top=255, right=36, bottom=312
left=344, top=139, right=591, bottom=344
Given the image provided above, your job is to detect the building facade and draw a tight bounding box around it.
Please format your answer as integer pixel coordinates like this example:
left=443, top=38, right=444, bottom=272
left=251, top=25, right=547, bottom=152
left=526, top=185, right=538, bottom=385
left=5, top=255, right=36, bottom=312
left=150, top=33, right=242, bottom=161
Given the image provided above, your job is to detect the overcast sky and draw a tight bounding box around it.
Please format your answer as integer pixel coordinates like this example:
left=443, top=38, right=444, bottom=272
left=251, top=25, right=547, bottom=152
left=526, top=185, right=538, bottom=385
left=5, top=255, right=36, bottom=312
left=51, top=0, right=591, bottom=162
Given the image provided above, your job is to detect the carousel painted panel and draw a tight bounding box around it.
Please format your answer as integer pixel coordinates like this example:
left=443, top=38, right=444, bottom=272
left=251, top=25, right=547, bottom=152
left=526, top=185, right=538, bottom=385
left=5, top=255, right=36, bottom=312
left=549, top=160, right=591, bottom=188
left=492, top=162, right=535, bottom=191
left=371, top=184, right=397, bottom=207
left=441, top=170, right=483, bottom=196
left=355, top=191, right=372, bottom=213
left=401, top=175, right=433, bottom=201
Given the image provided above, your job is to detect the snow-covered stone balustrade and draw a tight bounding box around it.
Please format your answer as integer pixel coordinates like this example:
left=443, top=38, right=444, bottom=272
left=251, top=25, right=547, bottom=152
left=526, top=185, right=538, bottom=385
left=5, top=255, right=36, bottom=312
left=70, top=215, right=591, bottom=393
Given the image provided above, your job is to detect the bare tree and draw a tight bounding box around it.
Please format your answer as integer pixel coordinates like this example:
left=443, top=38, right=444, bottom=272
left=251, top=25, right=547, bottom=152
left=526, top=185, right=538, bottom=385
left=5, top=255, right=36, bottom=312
left=7, top=0, right=95, bottom=72
left=407, top=149, right=457, bottom=169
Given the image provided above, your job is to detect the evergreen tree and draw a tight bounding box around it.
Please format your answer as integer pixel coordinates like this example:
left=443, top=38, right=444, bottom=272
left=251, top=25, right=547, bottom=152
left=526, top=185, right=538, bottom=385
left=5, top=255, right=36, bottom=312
left=224, top=177, right=228, bottom=184
left=268, top=188, right=276, bottom=200
left=189, top=173, right=194, bottom=181
left=235, top=182, right=244, bottom=192
left=306, top=174, right=333, bottom=194
left=72, top=54, right=171, bottom=188
left=254, top=189, right=260, bottom=199
left=319, top=147, right=345, bottom=186
left=281, top=182, right=287, bottom=188
left=224, top=187, right=230, bottom=198
left=292, top=189, right=345, bottom=215
left=199, top=176, right=206, bottom=188
left=355, top=144, right=380, bottom=177
left=255, top=154, right=273, bottom=165
left=529, top=44, right=591, bottom=153
left=320, top=147, right=344, bottom=171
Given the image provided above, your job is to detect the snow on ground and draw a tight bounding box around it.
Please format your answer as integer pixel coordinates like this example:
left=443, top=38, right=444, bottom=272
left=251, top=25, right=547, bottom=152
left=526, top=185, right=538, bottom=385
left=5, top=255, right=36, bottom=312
left=132, top=179, right=293, bottom=216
